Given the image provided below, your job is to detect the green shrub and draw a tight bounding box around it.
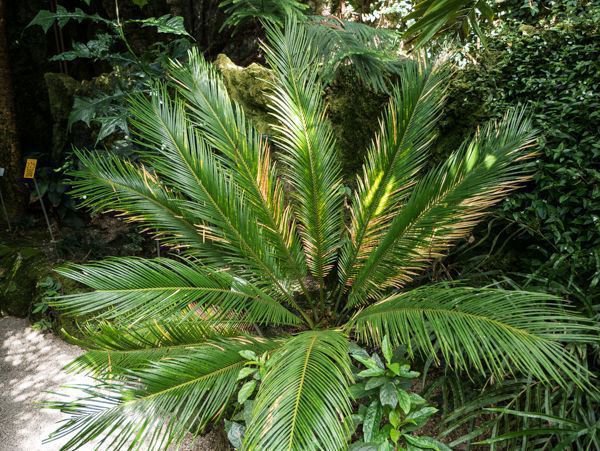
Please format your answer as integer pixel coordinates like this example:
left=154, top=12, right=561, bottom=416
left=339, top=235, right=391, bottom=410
left=441, top=5, right=600, bottom=307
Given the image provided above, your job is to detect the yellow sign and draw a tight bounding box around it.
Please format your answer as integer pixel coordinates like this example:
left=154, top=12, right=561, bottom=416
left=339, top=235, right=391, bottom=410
left=23, top=159, right=37, bottom=179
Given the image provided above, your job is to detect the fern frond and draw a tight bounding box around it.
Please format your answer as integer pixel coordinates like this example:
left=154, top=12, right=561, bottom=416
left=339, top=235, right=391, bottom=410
left=308, top=17, right=406, bottom=92
left=244, top=330, right=353, bottom=450
left=220, top=0, right=308, bottom=28
left=404, top=0, right=494, bottom=48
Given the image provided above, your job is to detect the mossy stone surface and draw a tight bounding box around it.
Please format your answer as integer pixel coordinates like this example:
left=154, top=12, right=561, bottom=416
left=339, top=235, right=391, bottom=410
left=214, top=54, right=275, bottom=134
left=0, top=243, right=50, bottom=317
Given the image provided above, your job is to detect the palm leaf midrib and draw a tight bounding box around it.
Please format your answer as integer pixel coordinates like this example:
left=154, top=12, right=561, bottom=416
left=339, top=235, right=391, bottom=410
left=357, top=304, right=561, bottom=343
left=342, top=72, right=434, bottom=291
left=286, top=334, right=317, bottom=451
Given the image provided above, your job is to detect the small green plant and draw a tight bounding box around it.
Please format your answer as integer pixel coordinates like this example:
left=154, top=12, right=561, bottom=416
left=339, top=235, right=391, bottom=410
left=225, top=350, right=270, bottom=449
left=28, top=1, right=191, bottom=144
left=32, top=276, right=62, bottom=331
left=348, top=337, right=449, bottom=450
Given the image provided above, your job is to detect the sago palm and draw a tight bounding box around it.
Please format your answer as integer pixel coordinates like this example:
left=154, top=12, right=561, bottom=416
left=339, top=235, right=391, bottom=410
left=48, top=21, right=596, bottom=451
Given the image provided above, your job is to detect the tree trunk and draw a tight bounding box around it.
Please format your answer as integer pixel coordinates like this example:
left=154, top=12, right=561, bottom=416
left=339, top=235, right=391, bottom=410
left=0, top=0, right=23, bottom=222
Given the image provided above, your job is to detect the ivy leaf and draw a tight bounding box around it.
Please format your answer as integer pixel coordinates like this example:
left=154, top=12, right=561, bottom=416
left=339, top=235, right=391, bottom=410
left=363, top=400, right=382, bottom=442
left=237, top=380, right=256, bottom=404
left=380, top=382, right=398, bottom=408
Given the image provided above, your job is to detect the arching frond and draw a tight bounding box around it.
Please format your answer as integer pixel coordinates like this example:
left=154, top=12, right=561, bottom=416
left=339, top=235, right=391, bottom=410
left=308, top=17, right=406, bottom=92
left=167, top=51, right=308, bottom=289
left=263, top=20, right=344, bottom=290
left=348, top=108, right=537, bottom=306
left=220, top=0, right=308, bottom=29
left=338, top=57, right=450, bottom=294
left=404, top=0, right=494, bottom=49
left=70, top=150, right=222, bottom=261
left=351, top=286, right=598, bottom=390
left=47, top=337, right=280, bottom=451
left=53, top=257, right=302, bottom=326
left=65, top=317, right=245, bottom=376
left=244, top=330, right=353, bottom=450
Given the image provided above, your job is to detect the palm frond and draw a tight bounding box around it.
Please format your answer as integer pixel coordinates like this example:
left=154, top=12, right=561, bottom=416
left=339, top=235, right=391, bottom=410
left=308, top=17, right=406, bottom=93
left=220, top=0, right=308, bottom=29
left=65, top=317, right=245, bottom=376
left=127, top=89, right=310, bottom=316
left=263, top=20, right=344, bottom=290
left=347, top=108, right=537, bottom=306
left=47, top=336, right=279, bottom=451
left=70, top=150, right=222, bottom=261
left=167, top=51, right=308, bottom=290
left=244, top=330, right=353, bottom=450
left=338, top=57, right=450, bottom=294
left=351, top=286, right=598, bottom=390
left=53, top=257, right=302, bottom=326
left=404, top=0, right=494, bottom=49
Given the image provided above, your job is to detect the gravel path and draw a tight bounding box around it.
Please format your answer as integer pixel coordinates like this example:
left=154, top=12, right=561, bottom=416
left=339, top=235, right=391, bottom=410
left=0, top=317, right=228, bottom=451
left=0, top=316, right=92, bottom=451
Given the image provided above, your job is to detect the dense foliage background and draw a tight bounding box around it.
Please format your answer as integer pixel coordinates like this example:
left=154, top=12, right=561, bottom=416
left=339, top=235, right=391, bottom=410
left=1, top=0, right=598, bottom=449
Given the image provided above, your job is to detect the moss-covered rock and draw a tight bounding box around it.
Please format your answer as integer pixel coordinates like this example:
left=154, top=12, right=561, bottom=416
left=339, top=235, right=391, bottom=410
left=44, top=72, right=81, bottom=162
left=0, top=243, right=50, bottom=317
left=212, top=56, right=389, bottom=180
left=326, top=66, right=389, bottom=179
left=214, top=54, right=275, bottom=133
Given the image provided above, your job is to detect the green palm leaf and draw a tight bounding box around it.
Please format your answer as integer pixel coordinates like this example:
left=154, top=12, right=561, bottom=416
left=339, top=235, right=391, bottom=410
left=65, top=317, right=245, bottom=376
left=47, top=336, right=279, bottom=451
left=70, top=150, right=223, bottom=260
left=167, top=51, right=308, bottom=292
left=244, top=330, right=353, bottom=450
left=263, top=20, right=344, bottom=293
left=128, top=89, right=289, bottom=287
left=338, top=57, right=450, bottom=295
left=351, top=286, right=598, bottom=390
left=53, top=257, right=302, bottom=326
left=348, top=108, right=537, bottom=306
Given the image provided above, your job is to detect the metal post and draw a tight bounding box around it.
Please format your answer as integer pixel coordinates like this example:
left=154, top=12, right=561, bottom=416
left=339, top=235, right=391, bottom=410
left=32, top=177, right=55, bottom=242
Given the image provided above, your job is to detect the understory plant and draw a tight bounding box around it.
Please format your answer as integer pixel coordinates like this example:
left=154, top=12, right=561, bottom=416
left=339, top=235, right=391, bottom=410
left=46, top=20, right=597, bottom=450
